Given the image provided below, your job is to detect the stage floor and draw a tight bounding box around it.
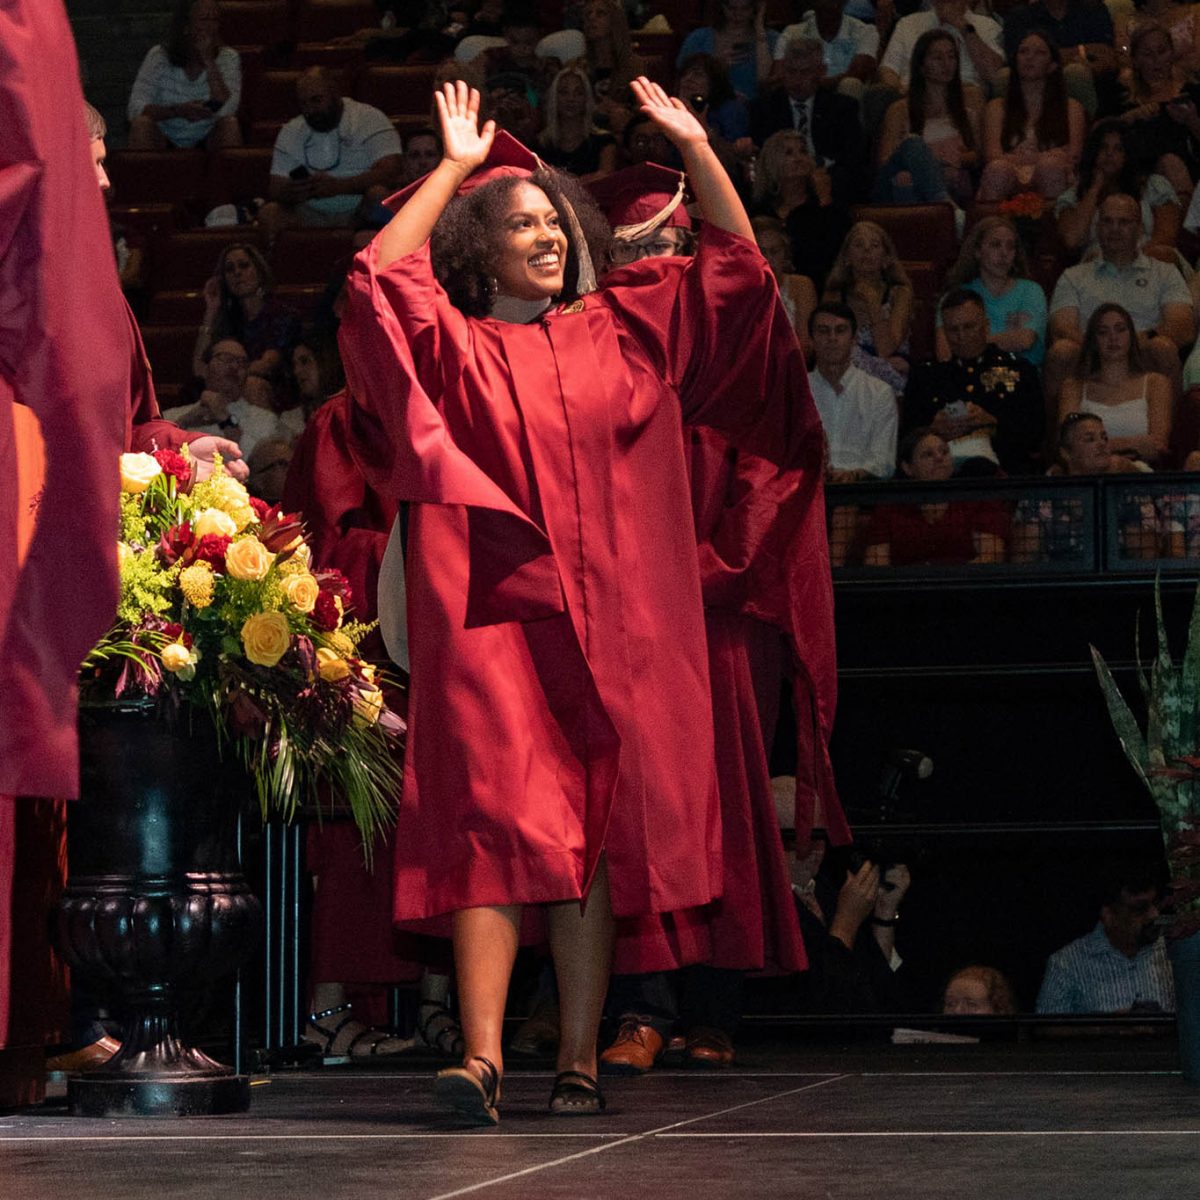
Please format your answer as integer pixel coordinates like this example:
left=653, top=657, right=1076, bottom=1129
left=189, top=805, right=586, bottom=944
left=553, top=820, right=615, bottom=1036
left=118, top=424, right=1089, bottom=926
left=2, top=1036, right=1198, bottom=1199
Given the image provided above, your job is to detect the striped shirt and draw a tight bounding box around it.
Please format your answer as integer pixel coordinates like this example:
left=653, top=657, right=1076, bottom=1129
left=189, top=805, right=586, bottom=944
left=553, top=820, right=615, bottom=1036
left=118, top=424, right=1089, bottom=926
left=1035, top=923, right=1175, bottom=1014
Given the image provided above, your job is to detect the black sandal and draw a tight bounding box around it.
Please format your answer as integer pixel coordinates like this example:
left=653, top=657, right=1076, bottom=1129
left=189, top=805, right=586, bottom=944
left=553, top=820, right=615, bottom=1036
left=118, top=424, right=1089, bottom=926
left=417, top=1001, right=466, bottom=1058
left=304, top=1003, right=412, bottom=1064
left=434, top=1055, right=501, bottom=1126
left=549, top=1069, right=606, bottom=1116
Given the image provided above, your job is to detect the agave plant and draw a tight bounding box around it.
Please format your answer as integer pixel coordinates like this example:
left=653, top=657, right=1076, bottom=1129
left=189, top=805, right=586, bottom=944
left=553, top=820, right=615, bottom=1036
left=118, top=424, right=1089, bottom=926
left=1092, top=580, right=1200, bottom=938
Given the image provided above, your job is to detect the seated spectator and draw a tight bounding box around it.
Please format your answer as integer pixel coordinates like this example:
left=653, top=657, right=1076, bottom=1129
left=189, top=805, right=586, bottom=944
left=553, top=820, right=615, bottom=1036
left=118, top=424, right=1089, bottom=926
left=1118, top=0, right=1200, bottom=77
left=581, top=0, right=642, bottom=134
left=749, top=37, right=871, bottom=208
left=810, top=301, right=900, bottom=483
left=864, top=428, right=1009, bottom=565
left=621, top=114, right=680, bottom=169
left=675, top=0, right=778, bottom=103
left=400, top=128, right=443, bottom=185
left=127, top=0, right=241, bottom=150
left=1120, top=22, right=1199, bottom=195
left=1036, top=870, right=1175, bottom=1014
left=1056, top=119, right=1182, bottom=261
left=977, top=32, right=1085, bottom=203
left=774, top=0, right=880, bottom=102
left=906, top=289, right=1044, bottom=475
left=246, top=436, right=295, bottom=505
left=88, top=104, right=149, bottom=303
left=877, top=0, right=1005, bottom=96
left=164, top=338, right=304, bottom=459
left=485, top=5, right=552, bottom=101
left=942, top=965, right=1018, bottom=1015
left=1002, top=0, right=1119, bottom=116
left=193, top=243, right=300, bottom=407
left=938, top=215, right=1048, bottom=366
left=752, top=216, right=818, bottom=354
left=290, top=334, right=346, bottom=423
left=675, top=52, right=751, bottom=147
left=257, top=67, right=404, bottom=246
left=875, top=30, right=982, bottom=207
left=1045, top=192, right=1194, bottom=405
left=1054, top=411, right=1156, bottom=475
left=538, top=67, right=617, bottom=178
left=822, top=222, right=913, bottom=393
left=1058, top=303, right=1173, bottom=466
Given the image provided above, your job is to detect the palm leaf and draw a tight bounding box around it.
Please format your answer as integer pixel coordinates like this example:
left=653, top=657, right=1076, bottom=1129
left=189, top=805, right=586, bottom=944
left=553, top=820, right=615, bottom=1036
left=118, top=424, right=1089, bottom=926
left=1091, top=645, right=1151, bottom=792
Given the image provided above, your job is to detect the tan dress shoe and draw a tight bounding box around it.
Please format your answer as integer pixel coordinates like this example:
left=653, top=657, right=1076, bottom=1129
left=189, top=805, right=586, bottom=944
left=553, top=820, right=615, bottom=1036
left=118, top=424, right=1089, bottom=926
left=599, top=1021, right=664, bottom=1075
left=46, top=1035, right=121, bottom=1073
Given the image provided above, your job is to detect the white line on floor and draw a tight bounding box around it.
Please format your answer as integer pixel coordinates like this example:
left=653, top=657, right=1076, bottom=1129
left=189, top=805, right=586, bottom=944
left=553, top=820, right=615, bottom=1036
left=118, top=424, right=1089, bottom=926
left=422, top=1073, right=852, bottom=1200
left=0, top=1133, right=628, bottom=1143
left=658, top=1129, right=1200, bottom=1138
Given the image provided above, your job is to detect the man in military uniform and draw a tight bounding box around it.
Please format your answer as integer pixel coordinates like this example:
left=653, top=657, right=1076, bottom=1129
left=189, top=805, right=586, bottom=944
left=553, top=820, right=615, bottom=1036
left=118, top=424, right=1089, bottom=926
left=903, top=288, right=1043, bottom=475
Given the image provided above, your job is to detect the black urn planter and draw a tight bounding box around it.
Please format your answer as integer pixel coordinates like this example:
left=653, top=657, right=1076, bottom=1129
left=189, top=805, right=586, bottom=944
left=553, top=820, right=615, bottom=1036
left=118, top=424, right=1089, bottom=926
left=54, top=701, right=264, bottom=1117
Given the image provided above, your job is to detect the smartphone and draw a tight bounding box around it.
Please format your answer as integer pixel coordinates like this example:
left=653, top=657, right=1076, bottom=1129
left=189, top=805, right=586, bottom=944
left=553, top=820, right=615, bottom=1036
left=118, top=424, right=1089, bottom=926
left=289, top=165, right=310, bottom=181
left=944, top=400, right=968, bottom=418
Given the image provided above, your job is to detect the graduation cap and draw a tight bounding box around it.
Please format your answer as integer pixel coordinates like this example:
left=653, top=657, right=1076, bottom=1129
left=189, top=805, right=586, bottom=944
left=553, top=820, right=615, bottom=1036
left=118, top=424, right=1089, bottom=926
left=587, top=162, right=690, bottom=241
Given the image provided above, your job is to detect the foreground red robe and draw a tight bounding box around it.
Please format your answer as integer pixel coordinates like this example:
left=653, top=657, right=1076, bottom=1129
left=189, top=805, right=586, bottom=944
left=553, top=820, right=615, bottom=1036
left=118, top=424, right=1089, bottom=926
left=342, top=224, right=818, bottom=921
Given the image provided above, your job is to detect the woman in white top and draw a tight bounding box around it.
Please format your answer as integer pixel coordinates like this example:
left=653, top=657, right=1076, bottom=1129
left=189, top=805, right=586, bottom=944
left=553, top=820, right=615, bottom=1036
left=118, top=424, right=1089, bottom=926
left=1058, top=303, right=1172, bottom=466
left=127, top=0, right=242, bottom=150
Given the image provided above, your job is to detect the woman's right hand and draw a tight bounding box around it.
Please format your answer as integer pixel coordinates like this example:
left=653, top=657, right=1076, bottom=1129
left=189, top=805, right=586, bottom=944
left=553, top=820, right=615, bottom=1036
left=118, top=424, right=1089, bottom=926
left=434, top=81, right=495, bottom=173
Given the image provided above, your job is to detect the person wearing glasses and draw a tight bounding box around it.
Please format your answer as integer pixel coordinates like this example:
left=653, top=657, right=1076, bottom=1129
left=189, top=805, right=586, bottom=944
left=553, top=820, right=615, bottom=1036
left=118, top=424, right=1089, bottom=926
left=259, top=67, right=405, bottom=247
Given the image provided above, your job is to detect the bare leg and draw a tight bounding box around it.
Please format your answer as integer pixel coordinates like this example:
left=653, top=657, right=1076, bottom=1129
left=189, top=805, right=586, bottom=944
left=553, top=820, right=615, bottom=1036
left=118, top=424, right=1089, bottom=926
left=208, top=115, right=243, bottom=149
left=453, top=904, right=521, bottom=1090
left=548, top=856, right=614, bottom=1080
left=127, top=114, right=168, bottom=149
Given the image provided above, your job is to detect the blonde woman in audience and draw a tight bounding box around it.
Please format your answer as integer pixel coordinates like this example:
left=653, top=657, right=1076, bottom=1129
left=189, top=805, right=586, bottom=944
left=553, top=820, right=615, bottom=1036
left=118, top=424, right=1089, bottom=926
left=1118, top=0, right=1200, bottom=74
left=978, top=31, right=1084, bottom=202
left=1058, top=302, right=1173, bottom=466
left=581, top=0, right=644, bottom=132
left=538, top=66, right=618, bottom=178
left=937, top=215, right=1047, bottom=365
left=822, top=222, right=914, bottom=392
left=751, top=215, right=817, bottom=355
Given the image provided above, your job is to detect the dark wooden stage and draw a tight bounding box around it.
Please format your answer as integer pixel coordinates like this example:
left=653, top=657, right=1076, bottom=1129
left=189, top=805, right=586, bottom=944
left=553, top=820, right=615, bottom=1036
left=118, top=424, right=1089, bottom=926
left=3, top=1034, right=1198, bottom=1199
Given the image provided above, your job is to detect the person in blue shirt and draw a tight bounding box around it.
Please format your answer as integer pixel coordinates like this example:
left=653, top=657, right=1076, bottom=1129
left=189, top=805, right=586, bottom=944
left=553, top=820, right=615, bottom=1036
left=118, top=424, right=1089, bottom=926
left=675, top=0, right=779, bottom=101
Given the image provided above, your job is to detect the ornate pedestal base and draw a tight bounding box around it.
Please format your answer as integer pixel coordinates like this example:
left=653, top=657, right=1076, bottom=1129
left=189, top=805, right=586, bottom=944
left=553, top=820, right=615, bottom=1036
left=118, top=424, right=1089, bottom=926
left=69, top=1073, right=250, bottom=1117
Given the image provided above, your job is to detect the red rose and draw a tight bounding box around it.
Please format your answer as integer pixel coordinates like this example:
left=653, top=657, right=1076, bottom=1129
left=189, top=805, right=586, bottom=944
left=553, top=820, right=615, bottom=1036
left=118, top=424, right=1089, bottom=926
left=191, top=534, right=232, bottom=568
left=154, top=448, right=192, bottom=487
left=311, top=591, right=341, bottom=632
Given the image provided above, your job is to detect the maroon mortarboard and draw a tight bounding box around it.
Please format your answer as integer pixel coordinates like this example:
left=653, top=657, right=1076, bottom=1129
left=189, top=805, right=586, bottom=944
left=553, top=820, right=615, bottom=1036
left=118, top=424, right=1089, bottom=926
left=587, top=162, right=691, bottom=239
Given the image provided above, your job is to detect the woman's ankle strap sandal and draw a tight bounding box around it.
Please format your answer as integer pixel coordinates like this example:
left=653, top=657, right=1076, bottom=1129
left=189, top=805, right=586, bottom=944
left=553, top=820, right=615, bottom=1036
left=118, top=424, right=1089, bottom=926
left=549, top=1069, right=606, bottom=1116
left=434, top=1055, right=502, bottom=1126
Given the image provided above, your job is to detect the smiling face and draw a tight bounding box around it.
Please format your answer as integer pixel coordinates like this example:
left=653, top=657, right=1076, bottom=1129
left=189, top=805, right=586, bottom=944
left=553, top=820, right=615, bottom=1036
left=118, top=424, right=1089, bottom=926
left=903, top=433, right=954, bottom=481
left=493, top=182, right=569, bottom=301
left=1015, top=33, right=1055, bottom=82
left=920, top=35, right=960, bottom=86
left=555, top=71, right=588, bottom=120
left=978, top=224, right=1017, bottom=279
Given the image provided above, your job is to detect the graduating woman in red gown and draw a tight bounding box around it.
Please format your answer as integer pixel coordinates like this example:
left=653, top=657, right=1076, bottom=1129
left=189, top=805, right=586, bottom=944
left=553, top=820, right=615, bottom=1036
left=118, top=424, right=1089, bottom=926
left=340, top=79, right=813, bottom=1124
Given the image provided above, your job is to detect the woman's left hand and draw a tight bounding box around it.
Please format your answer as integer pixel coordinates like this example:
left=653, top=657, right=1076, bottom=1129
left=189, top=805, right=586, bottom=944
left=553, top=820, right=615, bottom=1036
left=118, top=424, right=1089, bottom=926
left=630, top=77, right=708, bottom=149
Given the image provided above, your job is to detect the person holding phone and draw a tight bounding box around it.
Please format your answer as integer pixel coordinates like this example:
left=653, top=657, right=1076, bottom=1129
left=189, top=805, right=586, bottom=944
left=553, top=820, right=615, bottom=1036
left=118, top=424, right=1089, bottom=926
left=675, top=0, right=779, bottom=102
left=127, top=0, right=241, bottom=150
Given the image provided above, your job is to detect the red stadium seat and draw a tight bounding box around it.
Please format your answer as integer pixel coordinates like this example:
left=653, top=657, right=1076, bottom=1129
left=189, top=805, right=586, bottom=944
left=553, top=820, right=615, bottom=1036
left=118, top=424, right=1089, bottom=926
left=294, top=0, right=379, bottom=42
left=243, top=68, right=304, bottom=125
left=275, top=282, right=328, bottom=320
left=107, top=203, right=180, bottom=243
left=206, top=147, right=274, bottom=209
left=354, top=64, right=438, bottom=118
left=289, top=41, right=366, bottom=70
left=151, top=228, right=266, bottom=293
left=140, top=325, right=201, bottom=391
left=146, top=290, right=204, bottom=325
left=107, top=150, right=208, bottom=211
left=850, top=203, right=960, bottom=275
left=218, top=0, right=292, bottom=49
left=271, top=227, right=357, bottom=284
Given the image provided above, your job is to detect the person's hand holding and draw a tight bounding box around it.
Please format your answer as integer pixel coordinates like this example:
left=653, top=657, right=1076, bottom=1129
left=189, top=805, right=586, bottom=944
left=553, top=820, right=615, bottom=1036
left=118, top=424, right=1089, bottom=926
left=435, top=81, right=495, bottom=174
left=189, top=436, right=248, bottom=482
left=631, top=77, right=708, bottom=149
left=829, top=861, right=880, bottom=949
left=875, top=863, right=911, bottom=922
left=308, top=172, right=343, bottom=199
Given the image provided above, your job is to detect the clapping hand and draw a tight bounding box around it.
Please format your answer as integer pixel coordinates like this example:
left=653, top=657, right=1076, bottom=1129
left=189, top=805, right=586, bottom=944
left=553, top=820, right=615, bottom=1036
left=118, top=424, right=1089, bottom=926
left=630, top=77, right=708, bottom=149
left=435, top=81, right=495, bottom=173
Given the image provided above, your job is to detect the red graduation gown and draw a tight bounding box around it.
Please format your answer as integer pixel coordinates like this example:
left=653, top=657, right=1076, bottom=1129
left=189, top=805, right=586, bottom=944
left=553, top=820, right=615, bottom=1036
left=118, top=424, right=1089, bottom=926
left=341, top=223, right=817, bottom=922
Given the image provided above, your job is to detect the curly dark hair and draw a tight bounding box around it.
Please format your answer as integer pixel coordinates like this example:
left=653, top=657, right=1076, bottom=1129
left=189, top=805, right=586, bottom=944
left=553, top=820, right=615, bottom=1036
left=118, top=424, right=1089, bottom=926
left=430, top=168, right=613, bottom=318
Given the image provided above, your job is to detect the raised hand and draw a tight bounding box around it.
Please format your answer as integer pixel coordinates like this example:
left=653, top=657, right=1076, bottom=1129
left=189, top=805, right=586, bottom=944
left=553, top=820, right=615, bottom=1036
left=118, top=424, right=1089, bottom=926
left=435, top=81, right=496, bottom=173
left=630, top=77, right=708, bottom=149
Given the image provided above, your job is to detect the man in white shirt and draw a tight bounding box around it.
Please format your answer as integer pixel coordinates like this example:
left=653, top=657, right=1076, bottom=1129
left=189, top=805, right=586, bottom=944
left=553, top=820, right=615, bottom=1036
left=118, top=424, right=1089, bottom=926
left=877, top=0, right=1004, bottom=92
left=775, top=0, right=879, bottom=101
left=258, top=67, right=404, bottom=245
left=810, top=303, right=899, bottom=483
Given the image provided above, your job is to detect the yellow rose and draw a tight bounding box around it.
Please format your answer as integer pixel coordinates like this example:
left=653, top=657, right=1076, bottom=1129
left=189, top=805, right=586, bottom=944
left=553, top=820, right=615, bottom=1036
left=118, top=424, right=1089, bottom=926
left=225, top=536, right=274, bottom=581
left=230, top=504, right=256, bottom=532
left=353, top=686, right=384, bottom=727
left=241, top=611, right=292, bottom=667
left=160, top=642, right=192, bottom=674
left=316, top=647, right=351, bottom=682
left=179, top=562, right=215, bottom=609
left=119, top=452, right=162, bottom=494
left=208, top=473, right=251, bottom=514
left=193, top=507, right=238, bottom=539
left=283, top=572, right=320, bottom=613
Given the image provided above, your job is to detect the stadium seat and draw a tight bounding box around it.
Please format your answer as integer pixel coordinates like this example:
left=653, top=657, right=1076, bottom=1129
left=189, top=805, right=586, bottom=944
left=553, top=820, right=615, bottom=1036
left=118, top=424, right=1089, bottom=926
left=271, top=227, right=357, bottom=284
left=289, top=41, right=367, bottom=70
left=218, top=0, right=292, bottom=49
left=354, top=64, right=438, bottom=117
left=146, top=290, right=204, bottom=326
left=851, top=203, right=960, bottom=276
left=275, top=282, right=328, bottom=320
left=294, top=0, right=379, bottom=43
left=243, top=69, right=305, bottom=125
left=107, top=150, right=207, bottom=212
left=151, top=228, right=266, bottom=294
left=141, top=325, right=201, bottom=390
left=206, top=147, right=274, bottom=209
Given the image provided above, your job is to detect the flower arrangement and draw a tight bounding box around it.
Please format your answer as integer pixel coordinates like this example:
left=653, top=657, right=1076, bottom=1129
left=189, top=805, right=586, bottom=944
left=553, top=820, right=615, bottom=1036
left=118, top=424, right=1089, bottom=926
left=1092, top=582, right=1200, bottom=938
left=84, top=447, right=403, bottom=851
left=997, top=191, right=1045, bottom=221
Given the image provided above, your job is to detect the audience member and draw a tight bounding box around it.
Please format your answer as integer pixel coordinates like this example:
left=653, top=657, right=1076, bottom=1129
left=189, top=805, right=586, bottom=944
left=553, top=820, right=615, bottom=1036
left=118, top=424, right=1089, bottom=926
left=246, top=436, right=295, bottom=505
left=864, top=428, right=1009, bottom=565
left=127, top=0, right=241, bottom=150
left=483, top=69, right=542, bottom=144
left=942, top=965, right=1017, bottom=1014
left=193, top=242, right=300, bottom=406
left=907, top=289, right=1044, bottom=475
left=1046, top=192, right=1194, bottom=404
left=1036, top=870, right=1175, bottom=1013
left=581, top=0, right=642, bottom=132
left=1054, top=411, right=1154, bottom=475
left=810, top=302, right=900, bottom=483
left=1056, top=118, right=1182, bottom=260
left=1118, top=0, right=1200, bottom=76
left=485, top=6, right=552, bottom=100
left=875, top=29, right=981, bottom=207
left=675, top=53, right=751, bottom=147
left=1058, top=303, right=1173, bottom=466
left=938, top=215, right=1048, bottom=366
left=878, top=0, right=1005, bottom=95
left=401, top=128, right=443, bottom=184
left=977, top=32, right=1085, bottom=202
left=675, top=0, right=778, bottom=102
left=538, top=66, right=618, bottom=177
left=750, top=39, right=870, bottom=204
left=823, top=222, right=913, bottom=392
left=752, top=217, right=817, bottom=353
left=165, top=338, right=304, bottom=459
left=774, top=0, right=880, bottom=102
left=290, top=334, right=346, bottom=422
left=258, top=67, right=404, bottom=244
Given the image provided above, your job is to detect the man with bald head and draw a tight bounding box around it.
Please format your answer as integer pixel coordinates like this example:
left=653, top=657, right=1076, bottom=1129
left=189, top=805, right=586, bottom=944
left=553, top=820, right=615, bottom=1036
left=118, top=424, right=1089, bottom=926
left=259, top=66, right=404, bottom=244
left=1045, top=192, right=1194, bottom=405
